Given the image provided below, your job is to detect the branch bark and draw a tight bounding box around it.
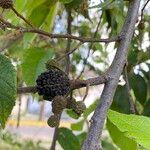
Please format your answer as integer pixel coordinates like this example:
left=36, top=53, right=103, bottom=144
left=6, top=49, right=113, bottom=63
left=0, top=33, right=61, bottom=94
left=22, top=28, right=120, bottom=43
left=0, top=16, right=119, bottom=44
left=17, top=75, right=107, bottom=94
left=82, top=0, right=141, bottom=149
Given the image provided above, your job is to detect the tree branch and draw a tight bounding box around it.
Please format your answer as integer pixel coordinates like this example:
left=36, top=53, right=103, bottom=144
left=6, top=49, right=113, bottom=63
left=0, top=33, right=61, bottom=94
left=17, top=86, right=37, bottom=94
left=11, top=7, right=34, bottom=27
left=22, top=28, right=120, bottom=43
left=57, top=42, right=83, bottom=61
left=0, top=17, right=120, bottom=44
left=82, top=0, right=141, bottom=149
left=17, top=75, right=107, bottom=94
left=141, top=0, right=149, bottom=20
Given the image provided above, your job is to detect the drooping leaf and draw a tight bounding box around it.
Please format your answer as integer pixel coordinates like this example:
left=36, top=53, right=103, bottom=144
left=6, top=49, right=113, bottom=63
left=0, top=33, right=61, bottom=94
left=129, top=74, right=147, bottom=105
left=102, top=139, right=117, bottom=150
left=89, top=0, right=113, bottom=9
left=60, top=0, right=73, bottom=4
left=0, top=54, right=17, bottom=128
left=22, top=47, right=54, bottom=86
left=23, top=33, right=36, bottom=49
left=138, top=51, right=150, bottom=64
left=108, top=110, right=150, bottom=149
left=43, top=2, right=59, bottom=32
left=71, top=119, right=84, bottom=131
left=65, top=0, right=83, bottom=9
left=139, top=65, right=150, bottom=99
left=83, top=100, right=98, bottom=118
left=111, top=85, right=130, bottom=114
left=57, top=127, right=80, bottom=150
left=128, top=49, right=139, bottom=69
left=25, top=1, right=58, bottom=47
left=66, top=109, right=79, bottom=119
left=107, top=119, right=137, bottom=150
left=29, top=0, right=55, bottom=27
left=77, top=132, right=87, bottom=146
left=8, top=43, right=25, bottom=59
left=142, top=98, right=150, bottom=117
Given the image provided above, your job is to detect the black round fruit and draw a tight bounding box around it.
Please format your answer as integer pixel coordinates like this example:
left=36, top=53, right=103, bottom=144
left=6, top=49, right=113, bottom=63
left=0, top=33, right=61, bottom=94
left=0, top=0, right=13, bottom=9
left=36, top=68, right=70, bottom=100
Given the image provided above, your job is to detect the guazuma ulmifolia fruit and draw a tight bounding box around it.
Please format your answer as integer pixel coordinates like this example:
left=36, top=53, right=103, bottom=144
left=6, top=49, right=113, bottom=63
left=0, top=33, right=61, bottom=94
left=36, top=68, right=70, bottom=101
left=73, top=101, right=86, bottom=116
left=66, top=97, right=76, bottom=109
left=47, top=115, right=60, bottom=127
left=52, top=96, right=67, bottom=114
left=0, top=0, right=13, bottom=9
left=66, top=97, right=86, bottom=116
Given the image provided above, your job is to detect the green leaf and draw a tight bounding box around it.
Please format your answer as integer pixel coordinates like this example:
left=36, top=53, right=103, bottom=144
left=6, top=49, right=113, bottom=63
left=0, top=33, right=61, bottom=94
left=138, top=51, right=150, bottom=64
left=107, top=119, right=137, bottom=150
left=143, top=98, right=150, bottom=117
left=14, top=0, right=27, bottom=12
left=29, top=0, right=54, bottom=27
left=8, top=43, right=25, bottom=59
left=111, top=85, right=130, bottom=114
left=94, top=43, right=103, bottom=52
left=71, top=119, right=84, bottom=131
left=25, top=0, right=46, bottom=16
left=23, top=33, right=36, bottom=49
left=24, top=1, right=57, bottom=47
left=60, top=0, right=73, bottom=4
left=108, top=110, right=150, bottom=149
left=0, top=54, right=16, bottom=128
left=89, top=0, right=113, bottom=9
left=129, top=74, right=147, bottom=105
left=102, top=139, right=117, bottom=150
left=83, top=100, right=98, bottom=118
left=43, top=2, right=59, bottom=32
left=65, top=0, right=83, bottom=9
left=66, top=109, right=79, bottom=119
left=58, top=127, right=80, bottom=150
left=128, top=48, right=139, bottom=67
left=77, top=132, right=87, bottom=146
left=22, top=47, right=54, bottom=86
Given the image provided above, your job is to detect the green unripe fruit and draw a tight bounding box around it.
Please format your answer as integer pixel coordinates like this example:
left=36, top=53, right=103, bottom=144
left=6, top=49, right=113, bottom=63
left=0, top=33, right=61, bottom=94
left=66, top=98, right=86, bottom=116
left=73, top=101, right=86, bottom=116
left=52, top=96, right=67, bottom=114
left=66, top=97, right=77, bottom=109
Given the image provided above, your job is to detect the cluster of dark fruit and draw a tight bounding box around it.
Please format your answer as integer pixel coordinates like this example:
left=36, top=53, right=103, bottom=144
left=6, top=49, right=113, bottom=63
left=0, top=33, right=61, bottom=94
left=36, top=59, right=86, bottom=128
left=36, top=68, right=70, bottom=101
left=0, top=0, right=13, bottom=9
